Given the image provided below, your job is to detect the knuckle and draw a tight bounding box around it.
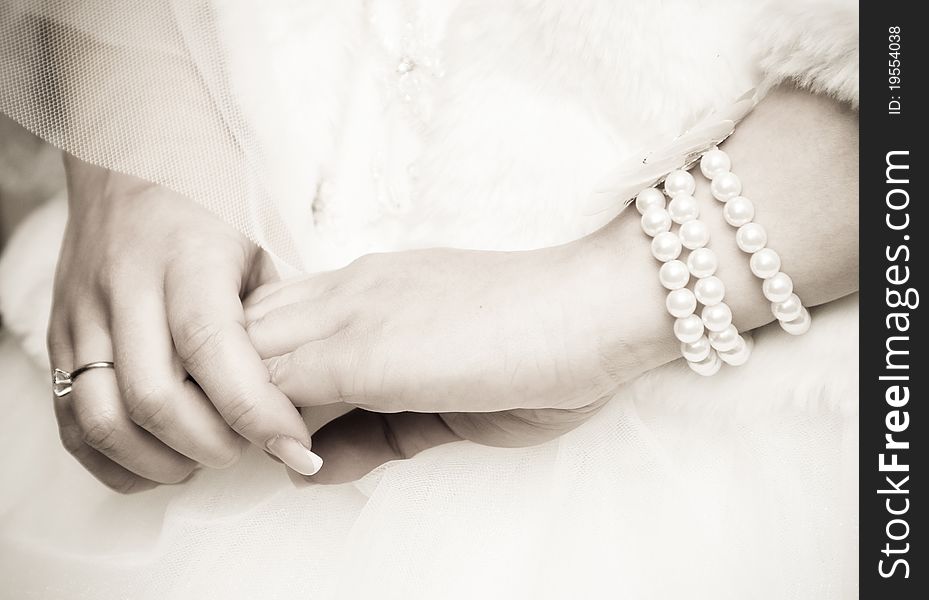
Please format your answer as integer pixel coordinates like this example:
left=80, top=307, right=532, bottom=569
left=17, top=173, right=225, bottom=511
left=80, top=411, right=120, bottom=452
left=280, top=343, right=354, bottom=406
left=108, top=474, right=146, bottom=495
left=222, top=391, right=260, bottom=435
left=336, top=327, right=380, bottom=406
left=345, top=253, right=387, bottom=283
left=349, top=253, right=377, bottom=269
left=212, top=441, right=244, bottom=469
left=175, top=319, right=224, bottom=367
left=58, top=424, right=86, bottom=455
left=123, top=383, right=172, bottom=432
left=160, top=464, right=196, bottom=485
left=96, top=248, right=135, bottom=295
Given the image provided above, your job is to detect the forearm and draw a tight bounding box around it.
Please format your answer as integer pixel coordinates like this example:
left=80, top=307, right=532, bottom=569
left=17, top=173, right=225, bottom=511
left=576, top=85, right=859, bottom=381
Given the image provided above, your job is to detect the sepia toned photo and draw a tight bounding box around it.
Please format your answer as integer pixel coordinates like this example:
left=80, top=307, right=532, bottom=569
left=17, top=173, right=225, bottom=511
left=1, top=1, right=865, bottom=598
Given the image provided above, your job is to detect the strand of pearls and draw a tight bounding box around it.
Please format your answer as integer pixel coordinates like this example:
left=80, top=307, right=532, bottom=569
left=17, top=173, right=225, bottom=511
left=637, top=169, right=751, bottom=376
left=667, top=170, right=753, bottom=373
left=701, top=147, right=812, bottom=335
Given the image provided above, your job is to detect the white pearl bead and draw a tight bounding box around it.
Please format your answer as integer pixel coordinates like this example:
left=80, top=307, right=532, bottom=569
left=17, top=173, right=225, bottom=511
left=780, top=307, right=812, bottom=335
left=694, top=275, right=726, bottom=306
left=708, top=324, right=740, bottom=352
left=635, top=187, right=666, bottom=215
left=771, top=293, right=803, bottom=322
left=701, top=302, right=732, bottom=333
left=664, top=170, right=695, bottom=197
left=719, top=334, right=753, bottom=366
left=659, top=260, right=690, bottom=290
left=680, top=336, right=711, bottom=362
left=700, top=148, right=731, bottom=179
left=679, top=220, right=710, bottom=250
left=666, top=288, right=697, bottom=318
left=688, top=350, right=722, bottom=376
left=667, top=195, right=699, bottom=224
left=640, top=207, right=672, bottom=237
left=723, top=196, right=754, bottom=227
left=651, top=231, right=682, bottom=262
left=736, top=222, right=767, bottom=253
left=750, top=248, right=781, bottom=279
left=762, top=273, right=793, bottom=305
left=687, top=247, right=718, bottom=278
left=710, top=171, right=741, bottom=202
left=674, top=314, right=705, bottom=343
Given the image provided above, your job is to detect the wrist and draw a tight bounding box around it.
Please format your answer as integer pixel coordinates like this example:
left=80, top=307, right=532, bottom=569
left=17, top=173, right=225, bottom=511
left=560, top=216, right=679, bottom=384
left=64, top=154, right=158, bottom=212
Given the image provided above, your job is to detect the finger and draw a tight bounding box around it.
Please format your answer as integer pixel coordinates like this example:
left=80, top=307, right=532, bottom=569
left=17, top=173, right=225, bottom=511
left=46, top=310, right=72, bottom=378
left=246, top=300, right=346, bottom=358
left=165, top=262, right=323, bottom=476
left=242, top=273, right=327, bottom=322
left=48, top=313, right=155, bottom=493
left=69, top=320, right=197, bottom=483
left=304, top=410, right=461, bottom=484
left=111, top=291, right=243, bottom=468
left=265, top=338, right=348, bottom=408
left=243, top=274, right=313, bottom=310
left=54, top=398, right=158, bottom=494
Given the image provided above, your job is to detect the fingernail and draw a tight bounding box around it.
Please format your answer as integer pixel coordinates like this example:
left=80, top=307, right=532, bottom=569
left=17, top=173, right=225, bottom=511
left=266, top=436, right=323, bottom=476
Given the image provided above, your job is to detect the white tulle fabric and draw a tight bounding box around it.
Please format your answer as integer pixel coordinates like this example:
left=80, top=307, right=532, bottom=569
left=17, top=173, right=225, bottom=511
left=0, top=305, right=858, bottom=599
left=0, top=0, right=309, bottom=266
left=0, top=0, right=858, bottom=597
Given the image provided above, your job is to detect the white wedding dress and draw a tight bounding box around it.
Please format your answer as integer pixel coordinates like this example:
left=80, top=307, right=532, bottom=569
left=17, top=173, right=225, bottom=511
left=0, top=1, right=858, bottom=598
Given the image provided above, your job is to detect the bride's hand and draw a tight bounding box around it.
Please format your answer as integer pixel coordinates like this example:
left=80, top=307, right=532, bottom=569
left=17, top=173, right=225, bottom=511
left=48, top=157, right=320, bottom=493
left=246, top=246, right=621, bottom=415
left=244, top=245, right=623, bottom=478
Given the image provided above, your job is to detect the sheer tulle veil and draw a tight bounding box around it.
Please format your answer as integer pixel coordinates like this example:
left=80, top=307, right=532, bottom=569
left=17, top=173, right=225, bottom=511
left=1, top=0, right=305, bottom=265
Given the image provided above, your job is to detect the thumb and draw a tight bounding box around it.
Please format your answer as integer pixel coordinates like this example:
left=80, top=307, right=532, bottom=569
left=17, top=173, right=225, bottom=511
left=166, top=261, right=323, bottom=476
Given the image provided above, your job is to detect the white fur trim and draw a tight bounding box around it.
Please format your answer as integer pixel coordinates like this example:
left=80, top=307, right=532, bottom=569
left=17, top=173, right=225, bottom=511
left=754, top=0, right=859, bottom=107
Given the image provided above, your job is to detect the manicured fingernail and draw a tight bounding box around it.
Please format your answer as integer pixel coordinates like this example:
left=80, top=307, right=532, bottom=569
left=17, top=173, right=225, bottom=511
left=266, top=436, right=323, bottom=476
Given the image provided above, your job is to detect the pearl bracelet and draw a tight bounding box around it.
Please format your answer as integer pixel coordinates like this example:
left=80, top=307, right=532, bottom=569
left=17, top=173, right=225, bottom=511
left=637, top=145, right=808, bottom=375
left=637, top=170, right=752, bottom=376
left=700, top=147, right=811, bottom=335
left=667, top=170, right=754, bottom=373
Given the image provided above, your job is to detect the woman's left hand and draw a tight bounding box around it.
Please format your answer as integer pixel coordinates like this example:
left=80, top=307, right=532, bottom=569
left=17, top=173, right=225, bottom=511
left=243, top=245, right=620, bottom=477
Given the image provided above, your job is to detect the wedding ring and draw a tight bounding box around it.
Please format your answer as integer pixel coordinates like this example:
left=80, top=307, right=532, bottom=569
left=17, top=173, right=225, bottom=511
left=52, top=362, right=115, bottom=398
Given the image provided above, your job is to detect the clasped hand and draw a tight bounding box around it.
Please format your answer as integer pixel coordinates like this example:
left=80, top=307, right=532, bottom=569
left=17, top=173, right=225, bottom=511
left=49, top=158, right=616, bottom=491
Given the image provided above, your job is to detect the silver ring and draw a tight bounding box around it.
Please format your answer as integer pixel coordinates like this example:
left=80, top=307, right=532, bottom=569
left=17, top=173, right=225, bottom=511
left=53, top=362, right=115, bottom=398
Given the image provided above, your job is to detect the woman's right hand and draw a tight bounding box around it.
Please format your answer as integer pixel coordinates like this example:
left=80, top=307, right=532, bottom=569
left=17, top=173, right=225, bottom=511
left=48, top=156, right=320, bottom=493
